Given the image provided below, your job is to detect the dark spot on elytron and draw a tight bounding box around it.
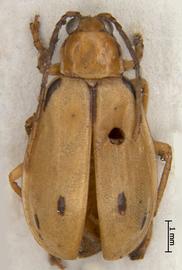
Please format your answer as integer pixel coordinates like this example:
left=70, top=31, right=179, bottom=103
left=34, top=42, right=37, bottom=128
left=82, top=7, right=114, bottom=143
left=141, top=212, right=147, bottom=230
left=108, top=127, right=125, bottom=145
left=57, top=196, right=65, bottom=215
left=118, top=192, right=127, bottom=215
left=44, top=78, right=61, bottom=109
left=34, top=214, right=40, bottom=229
left=71, top=113, right=76, bottom=117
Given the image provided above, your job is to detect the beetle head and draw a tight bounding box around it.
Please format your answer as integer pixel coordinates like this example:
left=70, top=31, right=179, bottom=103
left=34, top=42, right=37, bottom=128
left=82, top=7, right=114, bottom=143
left=60, top=14, right=124, bottom=79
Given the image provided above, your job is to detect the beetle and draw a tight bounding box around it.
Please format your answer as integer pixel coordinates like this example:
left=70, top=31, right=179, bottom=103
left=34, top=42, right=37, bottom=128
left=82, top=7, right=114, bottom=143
left=9, top=11, right=172, bottom=269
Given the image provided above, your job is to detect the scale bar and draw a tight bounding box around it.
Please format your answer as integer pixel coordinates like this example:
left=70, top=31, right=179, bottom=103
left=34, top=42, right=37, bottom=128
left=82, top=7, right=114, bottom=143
left=165, top=220, right=173, bottom=253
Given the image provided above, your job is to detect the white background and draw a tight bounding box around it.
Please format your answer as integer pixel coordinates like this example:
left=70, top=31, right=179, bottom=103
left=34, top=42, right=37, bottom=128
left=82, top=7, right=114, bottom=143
left=0, top=0, right=182, bottom=269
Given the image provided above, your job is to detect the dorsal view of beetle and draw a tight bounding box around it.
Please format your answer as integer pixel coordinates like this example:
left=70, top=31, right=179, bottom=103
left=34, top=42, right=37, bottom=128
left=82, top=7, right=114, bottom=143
left=9, top=11, right=172, bottom=269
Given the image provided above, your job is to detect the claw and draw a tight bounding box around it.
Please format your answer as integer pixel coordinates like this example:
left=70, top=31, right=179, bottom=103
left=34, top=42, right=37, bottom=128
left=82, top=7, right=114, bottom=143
left=30, top=15, right=40, bottom=31
left=133, top=33, right=143, bottom=46
left=49, top=255, right=65, bottom=270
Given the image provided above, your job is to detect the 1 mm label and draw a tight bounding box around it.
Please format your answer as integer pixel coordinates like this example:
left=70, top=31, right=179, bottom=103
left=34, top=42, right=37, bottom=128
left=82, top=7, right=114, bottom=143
left=165, top=220, right=175, bottom=253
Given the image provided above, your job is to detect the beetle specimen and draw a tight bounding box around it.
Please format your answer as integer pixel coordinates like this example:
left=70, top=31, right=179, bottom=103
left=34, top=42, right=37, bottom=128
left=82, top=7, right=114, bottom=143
left=9, top=12, right=172, bottom=269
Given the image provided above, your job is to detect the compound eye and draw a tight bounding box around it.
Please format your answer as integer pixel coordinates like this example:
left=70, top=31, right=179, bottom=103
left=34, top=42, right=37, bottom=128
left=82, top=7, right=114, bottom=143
left=66, top=17, right=80, bottom=34
left=102, top=19, right=113, bottom=34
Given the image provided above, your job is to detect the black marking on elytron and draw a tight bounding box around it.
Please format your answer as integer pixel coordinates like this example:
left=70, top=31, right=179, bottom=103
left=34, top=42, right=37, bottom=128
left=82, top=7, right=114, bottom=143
left=34, top=214, right=40, bottom=229
left=57, top=196, right=65, bottom=215
left=44, top=78, right=62, bottom=109
left=108, top=127, right=125, bottom=145
left=141, top=212, right=147, bottom=230
left=122, top=76, right=136, bottom=98
left=118, top=192, right=127, bottom=215
left=88, top=83, right=98, bottom=124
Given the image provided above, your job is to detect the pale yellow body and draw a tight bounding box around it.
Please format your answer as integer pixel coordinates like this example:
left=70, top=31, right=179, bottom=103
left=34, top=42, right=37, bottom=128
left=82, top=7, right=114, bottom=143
left=22, top=76, right=157, bottom=260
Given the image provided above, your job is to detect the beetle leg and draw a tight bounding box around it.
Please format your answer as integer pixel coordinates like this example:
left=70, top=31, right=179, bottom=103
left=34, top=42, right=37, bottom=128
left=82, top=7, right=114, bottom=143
left=30, top=15, right=48, bottom=71
left=30, top=15, right=48, bottom=73
left=154, top=141, right=172, bottom=216
left=130, top=78, right=149, bottom=113
left=133, top=33, right=144, bottom=61
left=123, top=33, right=144, bottom=71
left=49, top=255, right=65, bottom=270
left=9, top=163, right=23, bottom=197
left=129, top=222, right=153, bottom=260
left=25, top=114, right=36, bottom=136
left=30, top=15, right=61, bottom=75
left=30, top=15, right=45, bottom=53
